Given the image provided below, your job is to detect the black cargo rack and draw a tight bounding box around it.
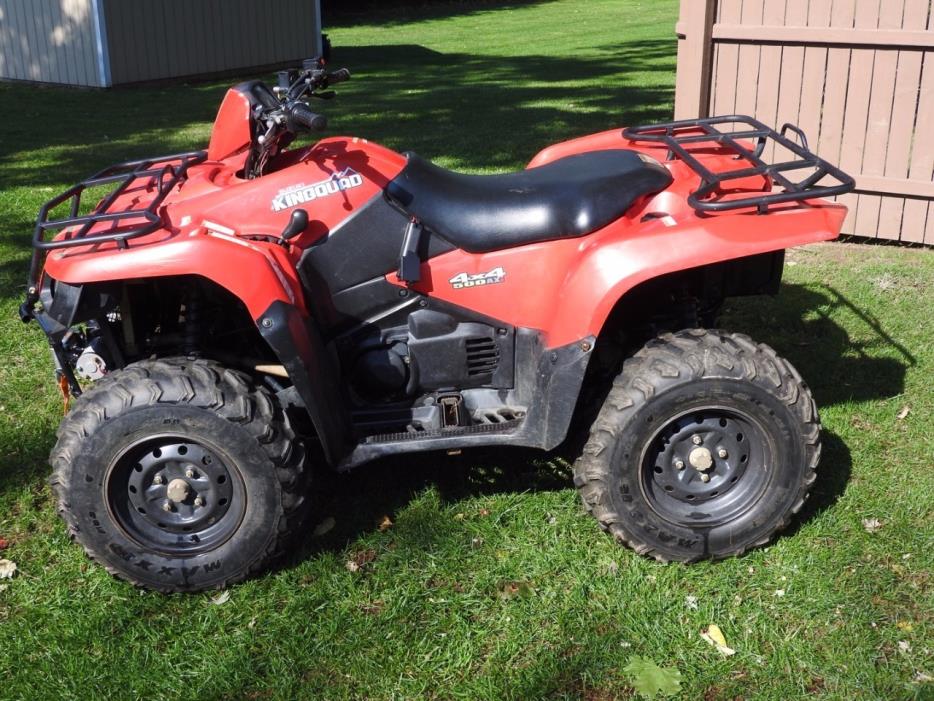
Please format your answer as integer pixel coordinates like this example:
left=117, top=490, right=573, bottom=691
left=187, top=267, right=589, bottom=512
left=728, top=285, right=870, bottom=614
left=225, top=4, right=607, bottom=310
left=32, top=150, right=206, bottom=253
left=622, top=115, right=854, bottom=214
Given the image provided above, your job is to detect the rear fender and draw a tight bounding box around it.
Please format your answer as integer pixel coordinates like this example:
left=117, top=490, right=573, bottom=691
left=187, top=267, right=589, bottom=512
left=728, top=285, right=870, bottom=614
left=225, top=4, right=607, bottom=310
left=399, top=199, right=846, bottom=348
left=562, top=202, right=848, bottom=347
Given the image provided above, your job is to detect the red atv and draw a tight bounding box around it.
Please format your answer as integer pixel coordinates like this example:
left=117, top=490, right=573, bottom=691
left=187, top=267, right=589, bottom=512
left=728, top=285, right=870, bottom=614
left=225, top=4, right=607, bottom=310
left=21, top=59, right=854, bottom=592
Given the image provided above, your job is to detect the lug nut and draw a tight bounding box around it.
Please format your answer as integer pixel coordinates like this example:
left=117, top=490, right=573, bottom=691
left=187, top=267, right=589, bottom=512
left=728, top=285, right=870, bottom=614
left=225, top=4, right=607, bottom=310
left=194, top=496, right=205, bottom=507
left=692, top=434, right=703, bottom=445
left=161, top=500, right=173, bottom=512
left=675, top=459, right=685, bottom=470
left=153, top=474, right=164, bottom=485
left=718, top=448, right=728, bottom=459
left=700, top=473, right=711, bottom=483
left=185, top=467, right=195, bottom=478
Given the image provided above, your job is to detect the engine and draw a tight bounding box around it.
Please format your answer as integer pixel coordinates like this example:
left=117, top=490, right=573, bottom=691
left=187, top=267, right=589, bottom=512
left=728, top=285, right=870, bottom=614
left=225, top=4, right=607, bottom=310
left=349, top=309, right=513, bottom=400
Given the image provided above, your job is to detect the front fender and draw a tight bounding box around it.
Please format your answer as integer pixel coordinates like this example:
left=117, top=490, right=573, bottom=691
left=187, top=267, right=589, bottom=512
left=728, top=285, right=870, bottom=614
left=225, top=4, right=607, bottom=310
left=42, top=229, right=304, bottom=320
left=41, top=233, right=350, bottom=464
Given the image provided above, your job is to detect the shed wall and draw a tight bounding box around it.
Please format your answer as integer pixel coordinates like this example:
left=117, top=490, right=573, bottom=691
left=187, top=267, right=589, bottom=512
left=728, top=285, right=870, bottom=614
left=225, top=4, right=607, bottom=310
left=0, top=0, right=104, bottom=87
left=103, top=0, right=321, bottom=85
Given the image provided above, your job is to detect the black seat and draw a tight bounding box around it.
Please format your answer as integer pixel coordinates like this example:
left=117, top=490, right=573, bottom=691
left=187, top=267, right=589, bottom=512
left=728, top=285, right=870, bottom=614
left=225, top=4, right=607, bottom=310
left=385, top=149, right=672, bottom=253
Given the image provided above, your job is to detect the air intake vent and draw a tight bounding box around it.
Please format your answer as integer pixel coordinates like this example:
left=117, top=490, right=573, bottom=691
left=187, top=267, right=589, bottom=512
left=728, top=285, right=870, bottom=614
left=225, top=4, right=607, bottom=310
left=465, top=337, right=499, bottom=376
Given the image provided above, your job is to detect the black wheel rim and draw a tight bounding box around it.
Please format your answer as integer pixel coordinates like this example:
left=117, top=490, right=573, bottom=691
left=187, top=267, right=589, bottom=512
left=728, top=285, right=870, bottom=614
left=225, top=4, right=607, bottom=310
left=639, top=406, right=773, bottom=527
left=106, top=435, right=246, bottom=555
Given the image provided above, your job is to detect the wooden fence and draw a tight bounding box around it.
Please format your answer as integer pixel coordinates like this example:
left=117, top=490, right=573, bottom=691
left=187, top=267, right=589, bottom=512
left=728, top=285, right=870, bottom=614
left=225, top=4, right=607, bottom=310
left=675, top=0, right=934, bottom=244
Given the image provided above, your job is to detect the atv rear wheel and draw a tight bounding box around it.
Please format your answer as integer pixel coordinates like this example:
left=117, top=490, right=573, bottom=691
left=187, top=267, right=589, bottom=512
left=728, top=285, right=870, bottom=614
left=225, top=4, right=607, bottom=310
left=50, top=358, right=308, bottom=592
left=574, top=329, right=820, bottom=562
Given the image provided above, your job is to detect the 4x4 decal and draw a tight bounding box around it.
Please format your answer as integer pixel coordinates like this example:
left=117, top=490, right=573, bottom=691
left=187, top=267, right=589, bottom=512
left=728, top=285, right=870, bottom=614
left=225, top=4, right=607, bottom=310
left=271, top=168, right=364, bottom=212
left=449, top=267, right=506, bottom=289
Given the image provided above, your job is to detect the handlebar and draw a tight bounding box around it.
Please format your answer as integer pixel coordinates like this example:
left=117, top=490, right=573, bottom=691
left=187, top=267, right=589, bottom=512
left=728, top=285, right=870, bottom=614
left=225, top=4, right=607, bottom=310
left=326, top=68, right=351, bottom=86
left=286, top=103, right=328, bottom=133
left=246, top=61, right=348, bottom=178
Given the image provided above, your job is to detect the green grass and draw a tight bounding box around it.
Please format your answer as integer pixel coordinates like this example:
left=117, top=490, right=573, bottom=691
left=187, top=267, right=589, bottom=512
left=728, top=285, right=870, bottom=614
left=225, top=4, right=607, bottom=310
left=0, top=1, right=932, bottom=699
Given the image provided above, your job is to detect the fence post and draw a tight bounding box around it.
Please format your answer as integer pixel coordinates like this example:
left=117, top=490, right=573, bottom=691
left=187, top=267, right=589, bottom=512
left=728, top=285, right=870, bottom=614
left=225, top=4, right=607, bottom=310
left=674, top=0, right=717, bottom=119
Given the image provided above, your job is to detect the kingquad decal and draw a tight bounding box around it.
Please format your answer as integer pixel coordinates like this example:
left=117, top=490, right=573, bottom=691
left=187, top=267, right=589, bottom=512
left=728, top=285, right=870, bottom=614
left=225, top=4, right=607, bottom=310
left=271, top=168, right=364, bottom=212
left=449, top=267, right=506, bottom=290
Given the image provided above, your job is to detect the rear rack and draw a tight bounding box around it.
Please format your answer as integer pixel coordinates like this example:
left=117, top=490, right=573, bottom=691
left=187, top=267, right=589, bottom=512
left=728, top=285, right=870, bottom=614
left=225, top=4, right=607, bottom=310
left=622, top=115, right=854, bottom=214
left=32, top=150, right=206, bottom=253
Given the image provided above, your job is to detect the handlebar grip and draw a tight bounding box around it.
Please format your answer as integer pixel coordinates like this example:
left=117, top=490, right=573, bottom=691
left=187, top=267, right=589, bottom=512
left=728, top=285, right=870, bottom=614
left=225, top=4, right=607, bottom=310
left=287, top=103, right=328, bottom=132
left=327, top=68, right=351, bottom=86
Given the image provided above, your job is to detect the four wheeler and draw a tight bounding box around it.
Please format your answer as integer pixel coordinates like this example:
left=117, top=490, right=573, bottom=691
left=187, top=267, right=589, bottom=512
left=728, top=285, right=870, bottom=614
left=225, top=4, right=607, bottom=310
left=21, top=58, right=854, bottom=592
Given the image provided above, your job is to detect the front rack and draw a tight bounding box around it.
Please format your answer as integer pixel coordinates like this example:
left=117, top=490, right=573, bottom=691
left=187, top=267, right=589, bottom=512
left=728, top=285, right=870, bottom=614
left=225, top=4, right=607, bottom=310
left=32, top=149, right=207, bottom=253
left=622, top=115, right=854, bottom=214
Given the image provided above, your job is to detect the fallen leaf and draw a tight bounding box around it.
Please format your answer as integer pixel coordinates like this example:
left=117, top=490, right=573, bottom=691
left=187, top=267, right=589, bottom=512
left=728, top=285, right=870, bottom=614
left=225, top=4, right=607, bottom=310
left=471, top=537, right=484, bottom=548
left=498, top=580, right=533, bottom=600
left=312, top=517, right=335, bottom=537
left=896, top=405, right=911, bottom=420
left=862, top=518, right=883, bottom=533
left=624, top=656, right=682, bottom=698
left=347, top=548, right=377, bottom=572
left=0, top=559, right=16, bottom=579
left=377, top=515, right=393, bottom=532
left=478, top=508, right=490, bottom=517
left=359, top=600, right=384, bottom=615
left=899, top=640, right=911, bottom=652
left=210, top=590, right=230, bottom=605
left=897, top=621, right=914, bottom=632
left=0, top=537, right=9, bottom=550
left=700, top=624, right=736, bottom=656
left=774, top=589, right=786, bottom=598
left=914, top=672, right=933, bottom=683
left=685, top=595, right=698, bottom=610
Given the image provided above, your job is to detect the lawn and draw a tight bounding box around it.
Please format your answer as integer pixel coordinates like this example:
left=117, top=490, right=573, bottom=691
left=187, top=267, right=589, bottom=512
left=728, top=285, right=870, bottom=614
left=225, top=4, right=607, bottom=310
left=0, top=1, right=932, bottom=699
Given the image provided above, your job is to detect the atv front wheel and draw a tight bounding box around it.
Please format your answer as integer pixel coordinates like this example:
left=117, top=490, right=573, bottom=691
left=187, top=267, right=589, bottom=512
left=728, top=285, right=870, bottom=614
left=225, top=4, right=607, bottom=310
left=574, top=329, right=819, bottom=562
left=50, top=358, right=308, bottom=592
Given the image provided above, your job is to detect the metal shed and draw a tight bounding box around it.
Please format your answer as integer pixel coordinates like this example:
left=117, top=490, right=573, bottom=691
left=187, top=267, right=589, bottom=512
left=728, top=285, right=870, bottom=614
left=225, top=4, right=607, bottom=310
left=0, top=0, right=323, bottom=88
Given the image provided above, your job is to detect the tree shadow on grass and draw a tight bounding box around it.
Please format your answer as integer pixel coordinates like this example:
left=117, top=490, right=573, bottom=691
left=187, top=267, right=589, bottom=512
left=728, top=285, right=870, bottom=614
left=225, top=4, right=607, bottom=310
left=322, top=0, right=555, bottom=28
left=0, top=40, right=676, bottom=192
left=722, top=282, right=915, bottom=407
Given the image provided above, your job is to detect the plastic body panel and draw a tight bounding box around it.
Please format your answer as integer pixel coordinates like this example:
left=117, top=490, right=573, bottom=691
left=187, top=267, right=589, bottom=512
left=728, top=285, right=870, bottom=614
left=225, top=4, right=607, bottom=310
left=42, top=137, right=408, bottom=321
left=386, top=128, right=847, bottom=348
left=206, top=88, right=253, bottom=161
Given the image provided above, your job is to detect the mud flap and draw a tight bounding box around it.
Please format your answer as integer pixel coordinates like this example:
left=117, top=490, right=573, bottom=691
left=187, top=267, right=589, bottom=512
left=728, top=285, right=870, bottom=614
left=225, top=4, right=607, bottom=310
left=256, top=300, right=349, bottom=465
